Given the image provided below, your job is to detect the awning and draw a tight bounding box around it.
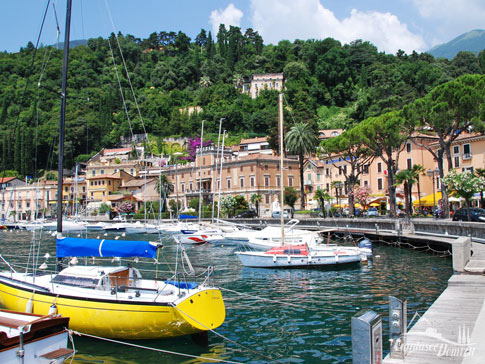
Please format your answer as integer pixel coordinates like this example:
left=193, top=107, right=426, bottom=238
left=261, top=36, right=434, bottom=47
left=449, top=196, right=464, bottom=202
left=413, top=192, right=442, bottom=206
left=368, top=197, right=387, bottom=205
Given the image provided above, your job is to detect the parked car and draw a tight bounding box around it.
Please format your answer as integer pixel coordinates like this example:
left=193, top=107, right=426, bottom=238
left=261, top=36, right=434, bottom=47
left=366, top=207, right=379, bottom=217
left=452, top=208, right=485, bottom=222
left=272, top=210, right=289, bottom=219
left=235, top=210, right=258, bottom=218
left=342, top=207, right=361, bottom=216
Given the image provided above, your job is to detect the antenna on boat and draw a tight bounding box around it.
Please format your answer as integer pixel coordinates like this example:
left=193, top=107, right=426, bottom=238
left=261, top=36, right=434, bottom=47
left=279, top=93, right=285, bottom=245
left=56, top=0, right=72, bottom=269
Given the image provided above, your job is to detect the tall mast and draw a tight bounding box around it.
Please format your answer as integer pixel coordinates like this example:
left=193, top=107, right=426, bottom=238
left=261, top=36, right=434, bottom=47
left=212, top=118, right=224, bottom=223
left=279, top=93, right=285, bottom=245
left=216, top=130, right=226, bottom=225
left=198, top=120, right=205, bottom=226
left=57, top=0, right=72, bottom=236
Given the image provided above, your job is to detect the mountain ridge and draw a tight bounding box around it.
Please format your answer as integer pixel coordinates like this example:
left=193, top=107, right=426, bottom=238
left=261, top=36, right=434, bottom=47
left=427, top=29, right=485, bottom=59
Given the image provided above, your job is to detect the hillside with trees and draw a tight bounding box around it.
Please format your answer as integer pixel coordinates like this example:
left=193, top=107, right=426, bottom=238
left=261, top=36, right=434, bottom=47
left=0, top=26, right=484, bottom=179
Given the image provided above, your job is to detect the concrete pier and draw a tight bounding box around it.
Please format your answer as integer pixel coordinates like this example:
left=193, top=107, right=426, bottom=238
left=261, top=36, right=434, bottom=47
left=383, top=240, right=485, bottom=364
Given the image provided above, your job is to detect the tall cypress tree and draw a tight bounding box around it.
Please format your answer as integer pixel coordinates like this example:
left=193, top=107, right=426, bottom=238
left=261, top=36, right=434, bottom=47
left=217, top=24, right=227, bottom=58
left=14, top=126, right=21, bottom=174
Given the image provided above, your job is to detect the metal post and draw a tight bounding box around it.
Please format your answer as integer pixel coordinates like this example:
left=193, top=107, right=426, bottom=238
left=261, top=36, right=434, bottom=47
left=17, top=326, right=25, bottom=364
left=389, top=296, right=407, bottom=359
left=352, top=310, right=382, bottom=364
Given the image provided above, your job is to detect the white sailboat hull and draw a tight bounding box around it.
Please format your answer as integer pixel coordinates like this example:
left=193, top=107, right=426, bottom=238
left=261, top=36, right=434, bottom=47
left=235, top=246, right=363, bottom=268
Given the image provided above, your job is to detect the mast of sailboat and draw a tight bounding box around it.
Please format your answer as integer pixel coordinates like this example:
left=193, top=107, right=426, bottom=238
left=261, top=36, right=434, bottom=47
left=211, top=118, right=224, bottom=223
left=279, top=93, right=285, bottom=245
left=57, top=0, right=72, bottom=237
left=198, top=120, right=205, bottom=227
left=216, top=130, right=226, bottom=225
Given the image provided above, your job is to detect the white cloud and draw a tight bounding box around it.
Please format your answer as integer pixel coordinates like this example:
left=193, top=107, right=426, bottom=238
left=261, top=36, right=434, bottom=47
left=249, top=0, right=427, bottom=53
left=412, top=0, right=485, bottom=40
left=209, top=4, right=244, bottom=35
left=340, top=9, right=427, bottom=54
left=413, top=0, right=485, bottom=21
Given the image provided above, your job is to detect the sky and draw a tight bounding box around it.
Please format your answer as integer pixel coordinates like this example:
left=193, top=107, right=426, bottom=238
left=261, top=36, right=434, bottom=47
left=1, top=0, right=484, bottom=55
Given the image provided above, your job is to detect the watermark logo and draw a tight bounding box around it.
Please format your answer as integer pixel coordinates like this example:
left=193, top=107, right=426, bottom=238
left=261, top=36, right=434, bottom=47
left=400, top=312, right=476, bottom=358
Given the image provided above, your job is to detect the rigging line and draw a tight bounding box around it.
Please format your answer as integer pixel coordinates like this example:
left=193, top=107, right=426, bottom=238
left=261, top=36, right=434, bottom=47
left=173, top=306, right=287, bottom=364
left=106, top=36, right=137, bottom=150
left=103, top=0, right=150, bottom=151
left=69, top=330, right=244, bottom=364
left=52, top=1, right=61, bottom=41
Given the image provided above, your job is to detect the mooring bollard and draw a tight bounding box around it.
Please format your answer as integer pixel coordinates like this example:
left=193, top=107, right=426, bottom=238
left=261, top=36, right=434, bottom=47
left=389, top=296, right=407, bottom=359
left=352, top=310, right=382, bottom=364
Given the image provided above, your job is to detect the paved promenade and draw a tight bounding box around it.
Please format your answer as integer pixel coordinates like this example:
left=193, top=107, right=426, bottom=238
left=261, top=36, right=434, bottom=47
left=383, top=240, right=485, bottom=364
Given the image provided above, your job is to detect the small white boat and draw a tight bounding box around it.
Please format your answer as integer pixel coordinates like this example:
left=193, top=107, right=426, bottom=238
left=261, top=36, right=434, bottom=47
left=20, top=220, right=47, bottom=231
left=235, top=243, right=363, bottom=268
left=85, top=221, right=109, bottom=230
left=0, top=309, right=74, bottom=364
left=42, top=219, right=87, bottom=232
left=235, top=94, right=364, bottom=269
left=178, top=228, right=226, bottom=245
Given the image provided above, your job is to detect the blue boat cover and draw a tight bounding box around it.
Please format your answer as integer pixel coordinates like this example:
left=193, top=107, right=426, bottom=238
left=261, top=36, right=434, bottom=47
left=165, top=280, right=198, bottom=289
left=178, top=214, right=197, bottom=219
left=57, top=237, right=161, bottom=258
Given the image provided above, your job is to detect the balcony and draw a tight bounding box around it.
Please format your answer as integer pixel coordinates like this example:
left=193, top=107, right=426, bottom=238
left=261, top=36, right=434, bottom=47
left=463, top=153, right=472, bottom=160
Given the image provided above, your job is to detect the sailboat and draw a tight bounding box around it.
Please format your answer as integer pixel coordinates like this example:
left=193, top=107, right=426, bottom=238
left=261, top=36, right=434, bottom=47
left=235, top=94, right=363, bottom=268
left=0, top=0, right=225, bottom=340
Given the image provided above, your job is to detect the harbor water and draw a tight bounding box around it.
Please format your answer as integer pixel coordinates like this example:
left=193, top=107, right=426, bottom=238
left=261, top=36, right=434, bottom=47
left=0, top=230, right=452, bottom=363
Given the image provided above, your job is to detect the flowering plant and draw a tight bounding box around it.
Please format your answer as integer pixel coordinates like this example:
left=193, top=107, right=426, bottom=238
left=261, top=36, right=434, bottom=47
left=186, top=137, right=212, bottom=161
left=351, top=186, right=371, bottom=207
left=117, top=202, right=135, bottom=213
left=443, top=170, right=484, bottom=201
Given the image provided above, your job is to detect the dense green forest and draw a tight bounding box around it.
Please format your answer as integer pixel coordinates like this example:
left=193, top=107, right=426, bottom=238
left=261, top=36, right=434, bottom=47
left=1, top=25, right=484, bottom=178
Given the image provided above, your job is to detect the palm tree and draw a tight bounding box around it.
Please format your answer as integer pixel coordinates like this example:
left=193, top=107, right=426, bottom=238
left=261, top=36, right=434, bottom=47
left=285, top=122, right=319, bottom=210
left=476, top=168, right=485, bottom=208
left=394, top=169, right=417, bottom=217
left=410, top=164, right=426, bottom=213
left=156, top=175, right=173, bottom=212
left=250, top=193, right=262, bottom=217
left=314, top=188, right=331, bottom=218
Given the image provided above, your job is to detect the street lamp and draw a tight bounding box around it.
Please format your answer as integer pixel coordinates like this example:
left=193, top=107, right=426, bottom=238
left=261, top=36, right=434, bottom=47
left=427, top=168, right=440, bottom=215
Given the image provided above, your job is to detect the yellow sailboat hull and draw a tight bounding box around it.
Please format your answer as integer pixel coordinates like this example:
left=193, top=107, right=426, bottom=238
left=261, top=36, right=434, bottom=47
left=0, top=279, right=225, bottom=339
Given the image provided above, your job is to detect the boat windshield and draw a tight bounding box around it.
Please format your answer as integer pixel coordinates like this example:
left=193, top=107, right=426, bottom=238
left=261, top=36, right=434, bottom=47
left=51, top=274, right=100, bottom=289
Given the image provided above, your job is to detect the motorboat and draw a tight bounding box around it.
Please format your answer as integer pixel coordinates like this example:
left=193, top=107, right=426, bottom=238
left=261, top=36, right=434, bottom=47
left=0, top=309, right=74, bottom=363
